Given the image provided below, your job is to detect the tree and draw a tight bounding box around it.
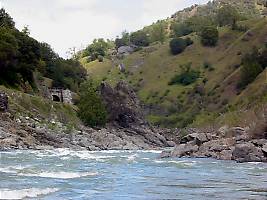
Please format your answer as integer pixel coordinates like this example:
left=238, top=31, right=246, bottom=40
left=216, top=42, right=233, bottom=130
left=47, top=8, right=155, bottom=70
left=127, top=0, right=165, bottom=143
left=83, top=38, right=108, bottom=61
left=77, top=80, right=107, bottom=127
left=216, top=5, right=239, bottom=29
left=22, top=25, right=30, bottom=35
left=185, top=16, right=214, bottom=34
left=130, top=31, right=149, bottom=47
left=151, top=21, right=167, bottom=44
left=169, top=38, right=187, bottom=55
left=200, top=26, right=219, bottom=46
left=0, top=8, right=15, bottom=28
left=115, top=30, right=130, bottom=48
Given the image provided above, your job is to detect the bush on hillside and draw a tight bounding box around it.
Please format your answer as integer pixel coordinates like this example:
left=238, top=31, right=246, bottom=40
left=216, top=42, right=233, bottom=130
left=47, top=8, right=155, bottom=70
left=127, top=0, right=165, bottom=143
left=169, top=38, right=187, bottom=55
left=168, top=63, right=200, bottom=86
left=200, top=26, right=219, bottom=46
left=216, top=5, right=239, bottom=29
left=77, top=81, right=107, bottom=127
left=130, top=31, right=149, bottom=47
left=171, top=22, right=193, bottom=37
left=238, top=57, right=263, bottom=89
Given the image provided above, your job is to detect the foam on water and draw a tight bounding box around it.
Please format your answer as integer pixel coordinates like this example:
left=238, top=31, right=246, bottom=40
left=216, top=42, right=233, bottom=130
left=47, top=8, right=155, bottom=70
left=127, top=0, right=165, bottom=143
left=0, top=188, right=59, bottom=199
left=22, top=171, right=98, bottom=179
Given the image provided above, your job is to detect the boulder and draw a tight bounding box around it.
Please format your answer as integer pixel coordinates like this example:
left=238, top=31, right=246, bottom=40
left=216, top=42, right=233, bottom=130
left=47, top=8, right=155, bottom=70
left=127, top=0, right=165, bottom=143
left=181, top=132, right=208, bottom=146
left=171, top=143, right=199, bottom=158
left=118, top=46, right=134, bottom=56
left=232, top=142, right=265, bottom=162
left=160, top=150, right=172, bottom=158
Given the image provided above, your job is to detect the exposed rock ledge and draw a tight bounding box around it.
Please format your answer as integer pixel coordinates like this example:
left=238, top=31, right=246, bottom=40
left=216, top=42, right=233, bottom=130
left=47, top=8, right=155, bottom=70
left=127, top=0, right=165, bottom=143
left=160, top=127, right=267, bottom=163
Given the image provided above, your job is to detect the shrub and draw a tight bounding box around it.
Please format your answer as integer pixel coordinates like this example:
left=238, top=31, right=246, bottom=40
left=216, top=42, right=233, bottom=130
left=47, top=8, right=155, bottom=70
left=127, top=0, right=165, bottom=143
left=171, top=22, right=193, bottom=37
left=130, top=31, right=149, bottom=47
left=200, top=26, right=219, bottom=46
left=238, top=61, right=263, bottom=89
left=77, top=81, right=107, bottom=127
left=237, top=48, right=265, bottom=89
left=169, top=38, right=187, bottom=55
left=169, top=63, right=200, bottom=86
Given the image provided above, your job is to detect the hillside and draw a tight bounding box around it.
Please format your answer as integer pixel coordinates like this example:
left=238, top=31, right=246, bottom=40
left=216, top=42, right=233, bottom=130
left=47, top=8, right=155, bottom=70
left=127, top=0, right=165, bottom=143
left=83, top=15, right=267, bottom=129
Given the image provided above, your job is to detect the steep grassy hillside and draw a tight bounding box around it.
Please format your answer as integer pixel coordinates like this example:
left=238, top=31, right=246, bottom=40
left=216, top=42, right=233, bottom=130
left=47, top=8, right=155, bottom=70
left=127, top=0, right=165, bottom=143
left=83, top=18, right=267, bottom=128
left=0, top=86, right=80, bottom=128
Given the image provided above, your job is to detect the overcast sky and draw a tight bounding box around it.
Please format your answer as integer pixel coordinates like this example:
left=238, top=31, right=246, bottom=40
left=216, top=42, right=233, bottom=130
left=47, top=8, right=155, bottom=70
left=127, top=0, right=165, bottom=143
left=1, top=0, right=209, bottom=57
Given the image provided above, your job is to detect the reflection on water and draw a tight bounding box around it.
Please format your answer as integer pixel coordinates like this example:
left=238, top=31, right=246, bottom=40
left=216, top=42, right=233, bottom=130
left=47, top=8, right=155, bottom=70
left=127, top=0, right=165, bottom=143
left=0, top=149, right=266, bottom=200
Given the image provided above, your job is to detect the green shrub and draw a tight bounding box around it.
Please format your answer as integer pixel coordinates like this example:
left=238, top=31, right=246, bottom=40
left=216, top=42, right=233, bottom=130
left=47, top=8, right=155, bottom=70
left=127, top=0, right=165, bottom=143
left=238, top=61, right=263, bottom=89
left=238, top=48, right=265, bottom=89
left=169, top=38, right=187, bottom=55
left=200, top=26, right=219, bottom=46
left=171, top=22, right=193, bottom=37
left=77, top=80, right=107, bottom=127
left=169, top=63, right=200, bottom=86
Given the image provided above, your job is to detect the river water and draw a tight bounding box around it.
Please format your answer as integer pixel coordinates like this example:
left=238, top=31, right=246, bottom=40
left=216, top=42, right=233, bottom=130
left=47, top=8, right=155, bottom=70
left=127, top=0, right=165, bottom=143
left=0, top=149, right=266, bottom=200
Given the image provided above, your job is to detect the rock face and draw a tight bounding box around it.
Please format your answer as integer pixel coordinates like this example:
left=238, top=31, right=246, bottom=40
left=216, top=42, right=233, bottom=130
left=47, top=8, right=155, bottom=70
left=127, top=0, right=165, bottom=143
left=0, top=92, right=8, bottom=112
left=117, top=46, right=134, bottom=56
left=161, top=127, right=267, bottom=163
left=100, top=81, right=146, bottom=128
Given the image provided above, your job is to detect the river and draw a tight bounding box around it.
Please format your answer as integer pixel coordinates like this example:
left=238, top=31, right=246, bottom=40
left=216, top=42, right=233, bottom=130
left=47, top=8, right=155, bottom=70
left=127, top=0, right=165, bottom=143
left=0, top=149, right=266, bottom=199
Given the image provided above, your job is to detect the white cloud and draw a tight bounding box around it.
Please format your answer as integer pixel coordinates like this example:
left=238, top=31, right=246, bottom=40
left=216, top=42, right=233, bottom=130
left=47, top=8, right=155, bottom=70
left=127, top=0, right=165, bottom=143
left=1, top=0, right=209, bottom=57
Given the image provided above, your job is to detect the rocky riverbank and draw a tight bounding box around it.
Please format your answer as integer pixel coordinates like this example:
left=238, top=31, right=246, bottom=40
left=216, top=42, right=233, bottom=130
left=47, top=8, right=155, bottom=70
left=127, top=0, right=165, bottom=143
left=0, top=81, right=174, bottom=151
left=0, top=112, right=172, bottom=151
left=160, top=127, right=267, bottom=163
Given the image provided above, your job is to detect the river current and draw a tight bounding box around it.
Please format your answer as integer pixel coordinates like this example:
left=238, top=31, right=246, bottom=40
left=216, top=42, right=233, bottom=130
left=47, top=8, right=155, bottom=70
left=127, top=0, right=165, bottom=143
left=0, top=149, right=266, bottom=199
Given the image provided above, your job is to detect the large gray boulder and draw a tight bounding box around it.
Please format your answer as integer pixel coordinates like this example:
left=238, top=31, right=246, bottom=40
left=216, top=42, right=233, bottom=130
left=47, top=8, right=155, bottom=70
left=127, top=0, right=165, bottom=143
left=232, top=142, right=265, bottom=162
left=118, top=46, right=134, bottom=56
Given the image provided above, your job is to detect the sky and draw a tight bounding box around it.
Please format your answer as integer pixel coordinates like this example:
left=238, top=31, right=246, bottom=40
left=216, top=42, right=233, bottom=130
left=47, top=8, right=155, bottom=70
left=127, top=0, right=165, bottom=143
left=1, top=0, right=209, bottom=58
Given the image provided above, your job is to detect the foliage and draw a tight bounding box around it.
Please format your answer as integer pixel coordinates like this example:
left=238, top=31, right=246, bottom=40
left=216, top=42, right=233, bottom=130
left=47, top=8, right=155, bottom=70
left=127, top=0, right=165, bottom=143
left=115, top=31, right=130, bottom=49
left=169, top=38, right=187, bottom=55
left=0, top=8, right=86, bottom=91
left=171, top=22, right=193, bottom=37
left=40, top=43, right=86, bottom=91
left=150, top=21, right=167, bottom=44
left=83, top=38, right=109, bottom=61
left=169, top=63, right=200, bottom=86
left=0, top=24, right=40, bottom=86
left=200, top=26, right=219, bottom=46
left=238, top=48, right=265, bottom=89
left=130, top=30, right=149, bottom=47
left=0, top=8, right=15, bottom=28
left=185, top=16, right=215, bottom=34
left=77, top=80, right=107, bottom=127
left=216, top=5, right=239, bottom=29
